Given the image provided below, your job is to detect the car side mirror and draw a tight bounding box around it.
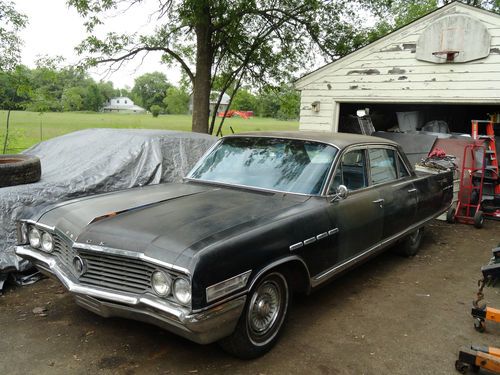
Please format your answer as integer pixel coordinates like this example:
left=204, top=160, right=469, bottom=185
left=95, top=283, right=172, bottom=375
left=330, top=185, right=349, bottom=202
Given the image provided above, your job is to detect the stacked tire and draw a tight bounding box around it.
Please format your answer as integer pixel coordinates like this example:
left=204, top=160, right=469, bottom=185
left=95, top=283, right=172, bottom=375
left=0, top=155, right=41, bottom=188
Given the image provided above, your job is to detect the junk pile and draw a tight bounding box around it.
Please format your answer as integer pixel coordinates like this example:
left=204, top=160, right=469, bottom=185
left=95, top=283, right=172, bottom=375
left=0, top=129, right=217, bottom=291
left=455, top=243, right=500, bottom=374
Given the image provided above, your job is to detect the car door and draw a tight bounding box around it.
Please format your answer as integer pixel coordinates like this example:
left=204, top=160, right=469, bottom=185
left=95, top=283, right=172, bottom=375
left=367, top=147, right=418, bottom=239
left=324, top=147, right=384, bottom=265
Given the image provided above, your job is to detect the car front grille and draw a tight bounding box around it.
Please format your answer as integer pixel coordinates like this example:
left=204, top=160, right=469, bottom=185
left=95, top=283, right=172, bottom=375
left=53, top=234, right=78, bottom=274
left=52, top=234, right=158, bottom=295
left=79, top=252, right=155, bottom=294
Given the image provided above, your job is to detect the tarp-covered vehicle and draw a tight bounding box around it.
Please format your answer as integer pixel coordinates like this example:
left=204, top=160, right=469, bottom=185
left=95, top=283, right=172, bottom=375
left=0, top=129, right=216, bottom=283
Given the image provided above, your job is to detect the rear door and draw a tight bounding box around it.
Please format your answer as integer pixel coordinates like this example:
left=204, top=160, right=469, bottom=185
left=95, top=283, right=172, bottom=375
left=367, top=147, right=418, bottom=238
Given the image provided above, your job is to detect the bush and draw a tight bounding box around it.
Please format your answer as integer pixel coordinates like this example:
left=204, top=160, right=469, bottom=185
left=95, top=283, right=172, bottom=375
left=150, top=105, right=161, bottom=117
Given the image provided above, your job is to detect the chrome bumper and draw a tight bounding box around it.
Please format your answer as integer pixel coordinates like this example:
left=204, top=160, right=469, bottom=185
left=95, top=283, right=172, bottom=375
left=15, top=246, right=246, bottom=344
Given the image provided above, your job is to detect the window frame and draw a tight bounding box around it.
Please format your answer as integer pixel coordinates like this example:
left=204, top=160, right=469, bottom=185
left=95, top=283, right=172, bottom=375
left=325, top=143, right=413, bottom=196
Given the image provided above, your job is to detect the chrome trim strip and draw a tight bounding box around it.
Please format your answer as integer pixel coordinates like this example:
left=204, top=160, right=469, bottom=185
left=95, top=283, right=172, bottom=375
left=15, top=246, right=245, bottom=345
left=316, top=232, right=328, bottom=240
left=311, top=210, right=447, bottom=288
left=73, top=242, right=190, bottom=275
left=247, top=256, right=311, bottom=293
left=328, top=228, right=339, bottom=235
left=184, top=177, right=315, bottom=197
left=24, top=219, right=55, bottom=232
left=304, top=237, right=317, bottom=245
left=289, top=242, right=304, bottom=251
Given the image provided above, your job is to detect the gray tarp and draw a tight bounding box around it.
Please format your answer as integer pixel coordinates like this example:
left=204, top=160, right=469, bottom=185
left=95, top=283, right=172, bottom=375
left=0, top=128, right=217, bottom=273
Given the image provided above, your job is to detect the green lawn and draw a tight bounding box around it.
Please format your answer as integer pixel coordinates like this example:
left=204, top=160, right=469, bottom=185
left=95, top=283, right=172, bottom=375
left=0, top=111, right=299, bottom=153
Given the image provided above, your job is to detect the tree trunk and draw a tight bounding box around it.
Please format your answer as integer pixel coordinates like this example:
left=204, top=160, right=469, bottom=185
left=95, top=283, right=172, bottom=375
left=2, top=110, right=11, bottom=154
left=191, top=17, right=212, bottom=134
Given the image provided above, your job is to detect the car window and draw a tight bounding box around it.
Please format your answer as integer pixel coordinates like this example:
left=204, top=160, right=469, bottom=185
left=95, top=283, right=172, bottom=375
left=329, top=149, right=367, bottom=193
left=398, top=154, right=410, bottom=178
left=368, top=148, right=397, bottom=185
left=188, top=137, right=337, bottom=195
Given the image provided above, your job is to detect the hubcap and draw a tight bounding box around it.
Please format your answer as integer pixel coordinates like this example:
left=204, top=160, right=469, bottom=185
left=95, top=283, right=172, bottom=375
left=248, top=280, right=281, bottom=337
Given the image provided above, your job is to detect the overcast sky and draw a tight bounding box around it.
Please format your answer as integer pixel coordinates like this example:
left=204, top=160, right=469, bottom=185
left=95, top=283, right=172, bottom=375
left=15, top=0, right=181, bottom=89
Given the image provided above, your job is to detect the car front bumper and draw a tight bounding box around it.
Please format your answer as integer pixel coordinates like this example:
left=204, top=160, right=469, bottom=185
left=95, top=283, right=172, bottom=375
left=15, top=246, right=246, bottom=345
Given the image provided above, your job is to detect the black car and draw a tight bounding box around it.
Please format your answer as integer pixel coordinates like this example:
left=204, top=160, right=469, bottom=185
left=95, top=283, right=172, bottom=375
left=16, top=132, right=453, bottom=358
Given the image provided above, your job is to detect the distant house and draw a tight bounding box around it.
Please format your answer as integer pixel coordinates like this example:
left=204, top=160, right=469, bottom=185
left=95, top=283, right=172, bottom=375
left=189, top=91, right=231, bottom=114
left=102, top=97, right=146, bottom=113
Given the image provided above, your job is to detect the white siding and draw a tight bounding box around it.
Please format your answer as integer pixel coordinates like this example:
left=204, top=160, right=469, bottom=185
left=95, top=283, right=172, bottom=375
left=296, top=3, right=500, bottom=131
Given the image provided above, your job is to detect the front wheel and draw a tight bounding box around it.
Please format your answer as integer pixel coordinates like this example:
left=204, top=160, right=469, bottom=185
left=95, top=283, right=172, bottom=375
left=219, top=272, right=290, bottom=359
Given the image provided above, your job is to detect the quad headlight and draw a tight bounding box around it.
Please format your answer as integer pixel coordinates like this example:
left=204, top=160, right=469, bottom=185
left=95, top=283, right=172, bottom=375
left=151, top=270, right=191, bottom=306
left=173, top=278, right=192, bottom=305
left=151, top=271, right=172, bottom=297
left=41, top=232, right=54, bottom=253
left=28, top=227, right=41, bottom=248
left=22, top=223, right=55, bottom=253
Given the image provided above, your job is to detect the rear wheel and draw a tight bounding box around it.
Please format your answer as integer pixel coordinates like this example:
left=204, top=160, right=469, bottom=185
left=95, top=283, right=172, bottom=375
left=395, top=227, right=424, bottom=257
left=219, top=272, right=290, bottom=359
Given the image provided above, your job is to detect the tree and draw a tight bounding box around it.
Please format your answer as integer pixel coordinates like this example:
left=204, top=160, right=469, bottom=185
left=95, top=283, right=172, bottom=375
left=230, top=89, right=256, bottom=112
left=131, top=72, right=171, bottom=111
left=0, top=1, right=28, bottom=71
left=68, top=0, right=367, bottom=134
left=363, top=0, right=500, bottom=43
left=163, top=86, right=189, bottom=114
left=150, top=104, right=162, bottom=117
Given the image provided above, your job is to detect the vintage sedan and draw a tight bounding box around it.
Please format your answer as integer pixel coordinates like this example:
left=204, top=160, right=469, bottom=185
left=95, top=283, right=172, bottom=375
left=15, top=132, right=453, bottom=358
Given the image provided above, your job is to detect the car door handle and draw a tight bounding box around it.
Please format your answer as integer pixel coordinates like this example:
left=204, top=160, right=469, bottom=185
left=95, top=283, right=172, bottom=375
left=407, top=188, right=417, bottom=193
left=372, top=199, right=384, bottom=203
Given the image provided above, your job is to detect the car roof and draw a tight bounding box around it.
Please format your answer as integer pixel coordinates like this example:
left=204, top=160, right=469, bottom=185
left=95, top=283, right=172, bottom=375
left=225, top=131, right=398, bottom=150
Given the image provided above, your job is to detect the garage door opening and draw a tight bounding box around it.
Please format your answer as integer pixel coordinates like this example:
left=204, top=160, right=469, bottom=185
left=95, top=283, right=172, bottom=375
left=338, top=103, right=500, bottom=135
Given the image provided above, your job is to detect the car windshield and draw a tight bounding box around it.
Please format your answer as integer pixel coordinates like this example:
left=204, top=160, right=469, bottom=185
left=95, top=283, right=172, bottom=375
left=188, top=137, right=337, bottom=195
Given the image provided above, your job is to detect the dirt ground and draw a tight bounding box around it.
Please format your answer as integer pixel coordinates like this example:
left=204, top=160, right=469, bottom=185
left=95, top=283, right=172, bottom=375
left=1, top=219, right=499, bottom=375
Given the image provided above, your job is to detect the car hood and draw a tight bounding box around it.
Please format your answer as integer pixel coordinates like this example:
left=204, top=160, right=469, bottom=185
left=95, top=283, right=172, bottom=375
left=37, top=182, right=307, bottom=269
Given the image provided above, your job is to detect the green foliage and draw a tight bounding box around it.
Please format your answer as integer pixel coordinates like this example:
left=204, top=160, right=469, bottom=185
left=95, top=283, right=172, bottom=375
left=0, top=65, right=31, bottom=110
left=150, top=104, right=161, bottom=117
left=163, top=87, right=189, bottom=114
left=255, top=85, right=300, bottom=120
left=0, top=0, right=28, bottom=71
left=230, top=89, right=257, bottom=111
left=131, top=72, right=171, bottom=111
left=0, top=59, right=120, bottom=113
left=68, top=0, right=373, bottom=133
left=362, top=0, right=500, bottom=43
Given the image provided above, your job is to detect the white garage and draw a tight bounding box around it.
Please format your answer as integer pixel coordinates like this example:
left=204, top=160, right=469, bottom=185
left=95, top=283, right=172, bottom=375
left=295, top=2, right=500, bottom=135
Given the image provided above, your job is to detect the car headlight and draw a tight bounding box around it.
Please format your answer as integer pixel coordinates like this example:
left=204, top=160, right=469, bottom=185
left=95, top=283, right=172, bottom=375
left=151, top=271, right=172, bottom=297
left=41, top=232, right=54, bottom=253
left=28, top=227, right=41, bottom=248
left=173, top=278, right=191, bottom=305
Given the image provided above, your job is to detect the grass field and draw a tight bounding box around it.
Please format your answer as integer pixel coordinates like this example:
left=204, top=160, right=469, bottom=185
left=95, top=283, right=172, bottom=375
left=0, top=111, right=299, bottom=153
